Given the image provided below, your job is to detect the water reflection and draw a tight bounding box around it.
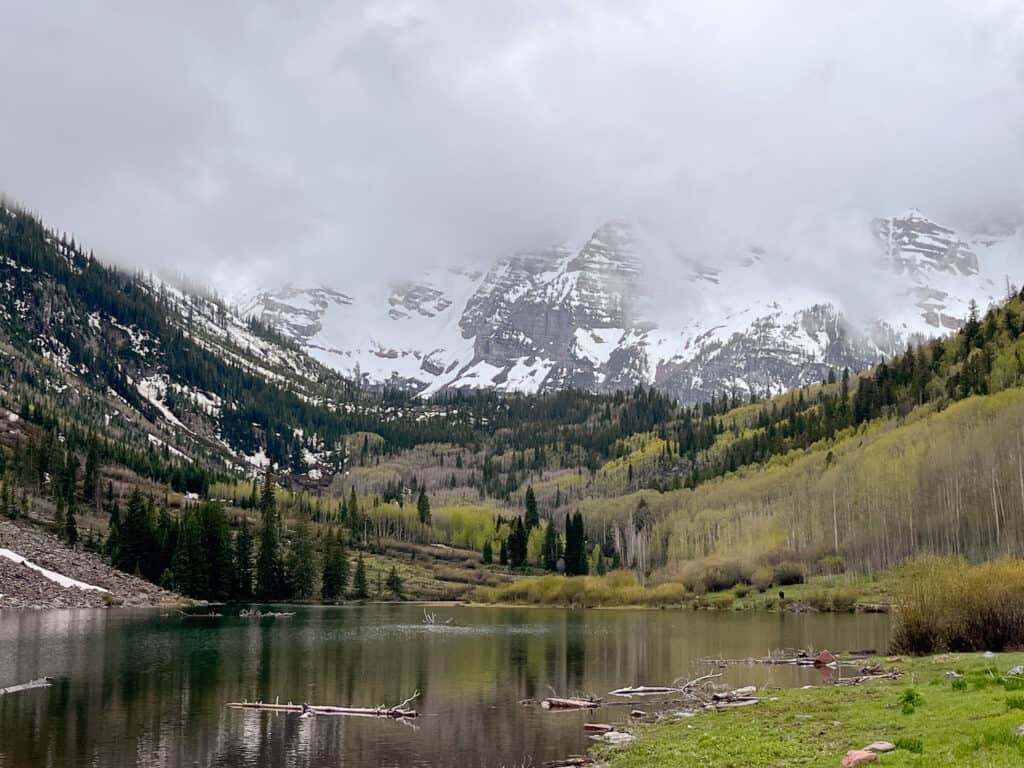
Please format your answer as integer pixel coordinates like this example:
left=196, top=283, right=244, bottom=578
left=0, top=606, right=889, bottom=768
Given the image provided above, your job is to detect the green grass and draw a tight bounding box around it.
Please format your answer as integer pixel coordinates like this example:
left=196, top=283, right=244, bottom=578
left=602, top=653, right=1024, bottom=767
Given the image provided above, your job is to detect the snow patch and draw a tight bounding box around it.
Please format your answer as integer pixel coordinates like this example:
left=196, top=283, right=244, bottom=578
left=0, top=549, right=109, bottom=592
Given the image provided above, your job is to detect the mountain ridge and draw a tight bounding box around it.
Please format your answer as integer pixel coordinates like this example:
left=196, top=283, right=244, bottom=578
left=239, top=212, right=1019, bottom=404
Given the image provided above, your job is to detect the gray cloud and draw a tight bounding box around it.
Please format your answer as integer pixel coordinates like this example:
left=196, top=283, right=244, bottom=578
left=1, top=0, right=1023, bottom=296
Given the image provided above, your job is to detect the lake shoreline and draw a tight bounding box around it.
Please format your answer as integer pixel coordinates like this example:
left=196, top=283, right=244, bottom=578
left=598, top=651, right=1024, bottom=767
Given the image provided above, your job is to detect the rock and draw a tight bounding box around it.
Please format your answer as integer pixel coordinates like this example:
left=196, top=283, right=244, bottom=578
left=944, top=671, right=963, bottom=680
left=841, top=750, right=878, bottom=767
left=863, top=741, right=896, bottom=753
left=629, top=709, right=646, bottom=718
left=1015, top=724, right=1024, bottom=737
left=583, top=723, right=613, bottom=734
left=984, top=651, right=996, bottom=658
left=815, top=650, right=837, bottom=667
left=1008, top=666, right=1024, bottom=676
left=598, top=731, right=634, bottom=746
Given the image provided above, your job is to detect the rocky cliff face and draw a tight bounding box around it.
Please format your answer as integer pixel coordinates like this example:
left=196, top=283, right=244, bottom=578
left=238, top=211, right=1019, bottom=404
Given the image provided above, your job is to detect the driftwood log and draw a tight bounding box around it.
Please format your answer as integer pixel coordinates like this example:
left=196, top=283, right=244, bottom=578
left=227, top=691, right=420, bottom=718
left=0, top=678, right=52, bottom=696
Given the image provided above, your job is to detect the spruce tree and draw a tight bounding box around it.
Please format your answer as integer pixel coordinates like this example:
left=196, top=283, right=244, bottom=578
left=417, top=488, right=431, bottom=525
left=286, top=516, right=317, bottom=600
left=64, top=501, right=78, bottom=546
left=353, top=552, right=369, bottom=599
left=481, top=539, right=493, bottom=565
left=386, top=565, right=404, bottom=599
left=542, top=522, right=562, bottom=571
left=256, top=471, right=283, bottom=599
left=524, top=486, right=539, bottom=530
left=321, top=530, right=349, bottom=601
left=235, top=517, right=255, bottom=600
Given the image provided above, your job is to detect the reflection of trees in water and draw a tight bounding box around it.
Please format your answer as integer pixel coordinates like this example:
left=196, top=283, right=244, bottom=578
left=0, top=606, right=891, bottom=768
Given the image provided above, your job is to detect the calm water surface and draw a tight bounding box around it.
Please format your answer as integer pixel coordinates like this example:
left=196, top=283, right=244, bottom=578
left=0, top=605, right=889, bottom=767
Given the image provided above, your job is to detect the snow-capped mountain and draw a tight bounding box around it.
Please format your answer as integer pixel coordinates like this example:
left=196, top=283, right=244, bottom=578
left=237, top=212, right=1020, bottom=404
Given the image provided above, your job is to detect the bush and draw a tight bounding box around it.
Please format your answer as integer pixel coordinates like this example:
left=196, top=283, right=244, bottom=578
left=733, top=584, right=751, bottom=599
left=895, top=737, right=923, bottom=754
left=892, top=557, right=1024, bottom=655
left=829, top=588, right=860, bottom=613
left=1008, top=696, right=1024, bottom=711
left=751, top=567, right=774, bottom=592
left=773, top=561, right=805, bottom=586
left=680, top=556, right=750, bottom=594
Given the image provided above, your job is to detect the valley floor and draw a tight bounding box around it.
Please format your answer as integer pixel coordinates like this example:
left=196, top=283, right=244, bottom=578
left=601, top=652, right=1024, bottom=767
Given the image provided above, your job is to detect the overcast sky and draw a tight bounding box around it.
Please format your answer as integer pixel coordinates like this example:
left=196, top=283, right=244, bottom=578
left=1, top=1, right=1023, bottom=294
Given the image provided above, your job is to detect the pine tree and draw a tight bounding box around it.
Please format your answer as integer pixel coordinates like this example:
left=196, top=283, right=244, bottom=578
left=417, top=488, right=431, bottom=526
left=321, top=530, right=349, bottom=601
left=481, top=539, right=493, bottom=564
left=64, top=501, right=78, bottom=546
left=256, top=471, right=283, bottom=599
left=524, top=486, right=539, bottom=530
left=386, top=565, right=404, bottom=599
left=83, top=440, right=99, bottom=503
left=235, top=517, right=255, bottom=600
left=573, top=512, right=588, bottom=575
left=353, top=552, right=369, bottom=599
left=499, top=538, right=509, bottom=565
left=286, top=516, right=317, bottom=600
left=508, top=517, right=527, bottom=567
left=542, top=522, right=562, bottom=571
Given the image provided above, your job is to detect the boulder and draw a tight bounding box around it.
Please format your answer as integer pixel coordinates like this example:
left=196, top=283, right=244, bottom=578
left=815, top=650, right=837, bottom=667
left=1015, top=724, right=1024, bottom=737
left=1008, top=666, right=1024, bottom=676
left=841, top=750, right=878, bottom=767
left=944, top=671, right=963, bottom=680
left=863, top=741, right=896, bottom=753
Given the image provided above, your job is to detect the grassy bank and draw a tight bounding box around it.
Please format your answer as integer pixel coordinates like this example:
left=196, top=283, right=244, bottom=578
left=471, top=570, right=893, bottom=611
left=602, top=653, right=1024, bottom=767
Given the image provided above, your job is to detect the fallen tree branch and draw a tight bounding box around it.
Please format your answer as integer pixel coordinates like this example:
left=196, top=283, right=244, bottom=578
left=0, top=677, right=52, bottom=696
left=227, top=690, right=420, bottom=719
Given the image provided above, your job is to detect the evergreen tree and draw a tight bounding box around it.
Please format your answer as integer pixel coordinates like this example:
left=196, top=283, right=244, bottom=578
left=386, top=565, right=404, bottom=599
left=286, top=516, right=317, bottom=600
left=83, top=440, right=99, bottom=504
left=499, top=538, right=509, bottom=565
left=172, top=510, right=208, bottom=598
left=105, top=500, right=121, bottom=560
left=524, top=486, right=539, bottom=530
left=481, top=539, right=493, bottom=564
left=508, top=517, right=528, bottom=567
left=417, top=488, right=431, bottom=525
left=64, top=501, right=78, bottom=546
left=198, top=502, right=234, bottom=601
left=573, top=512, right=589, bottom=575
left=256, top=471, right=284, bottom=599
left=542, top=522, right=562, bottom=571
left=563, top=513, right=579, bottom=575
left=235, top=517, right=255, bottom=600
left=353, top=552, right=369, bottom=599
left=321, top=530, right=349, bottom=601
left=116, top=490, right=151, bottom=575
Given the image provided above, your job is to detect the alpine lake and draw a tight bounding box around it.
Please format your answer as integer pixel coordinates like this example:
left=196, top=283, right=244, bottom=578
left=0, top=604, right=890, bottom=767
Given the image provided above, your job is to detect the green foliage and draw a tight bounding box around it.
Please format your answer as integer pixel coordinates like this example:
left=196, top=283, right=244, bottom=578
left=475, top=570, right=687, bottom=608
left=1006, top=696, right=1024, bottom=711
left=894, top=737, right=924, bottom=754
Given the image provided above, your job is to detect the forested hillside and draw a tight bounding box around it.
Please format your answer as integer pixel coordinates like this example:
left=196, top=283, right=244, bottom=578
left=1, top=199, right=1022, bottom=605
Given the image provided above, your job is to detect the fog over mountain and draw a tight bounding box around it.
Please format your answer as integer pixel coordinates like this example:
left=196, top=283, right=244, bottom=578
left=1, top=0, right=1023, bottom=307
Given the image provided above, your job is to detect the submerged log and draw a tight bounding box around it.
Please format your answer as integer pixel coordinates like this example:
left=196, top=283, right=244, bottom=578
left=583, top=723, right=613, bottom=733
left=0, top=677, right=52, bottom=696
left=541, top=696, right=600, bottom=710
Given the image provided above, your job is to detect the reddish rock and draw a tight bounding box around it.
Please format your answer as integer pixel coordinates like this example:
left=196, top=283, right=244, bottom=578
left=841, top=750, right=877, bottom=767
left=815, top=650, right=837, bottom=667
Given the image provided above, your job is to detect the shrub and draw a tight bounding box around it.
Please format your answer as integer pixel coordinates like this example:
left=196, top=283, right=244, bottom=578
left=773, top=561, right=805, bottom=586
left=680, top=556, right=750, bottom=594
left=895, top=737, right=923, bottom=754
left=829, top=588, right=860, bottom=613
left=951, top=678, right=967, bottom=691
left=751, top=567, right=774, bottom=592
left=1008, top=696, right=1024, bottom=711
left=733, top=584, right=751, bottom=599
left=891, top=557, right=1024, bottom=654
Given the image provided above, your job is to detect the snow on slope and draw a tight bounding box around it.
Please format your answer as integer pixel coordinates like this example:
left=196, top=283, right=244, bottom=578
left=0, top=549, right=109, bottom=592
left=235, top=212, right=1021, bottom=403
